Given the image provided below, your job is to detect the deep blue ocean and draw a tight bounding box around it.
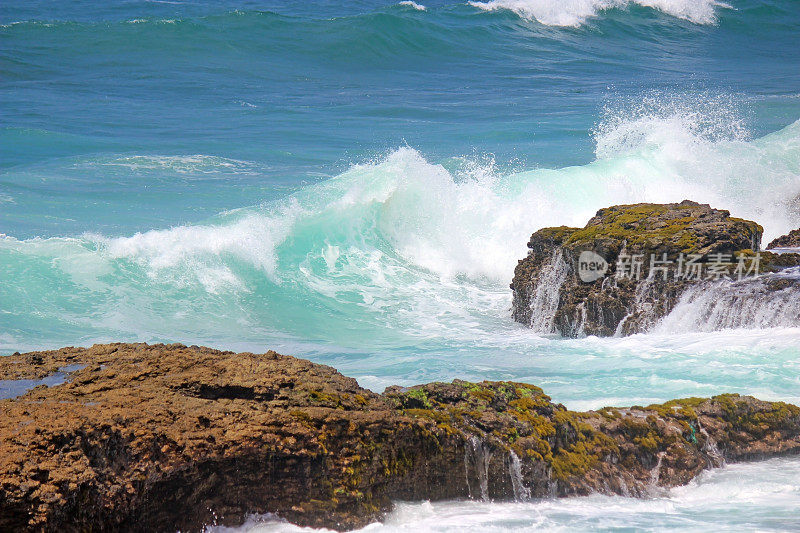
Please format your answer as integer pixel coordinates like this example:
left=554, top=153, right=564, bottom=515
left=2, top=0, right=800, bottom=530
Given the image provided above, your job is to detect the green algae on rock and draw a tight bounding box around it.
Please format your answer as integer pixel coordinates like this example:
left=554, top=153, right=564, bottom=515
left=511, top=200, right=800, bottom=336
left=1, top=344, right=800, bottom=531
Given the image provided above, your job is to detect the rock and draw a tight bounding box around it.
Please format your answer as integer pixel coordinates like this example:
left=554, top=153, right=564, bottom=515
left=511, top=201, right=800, bottom=336
left=768, top=227, right=800, bottom=249
left=2, top=343, right=800, bottom=531
left=0, top=343, right=425, bottom=532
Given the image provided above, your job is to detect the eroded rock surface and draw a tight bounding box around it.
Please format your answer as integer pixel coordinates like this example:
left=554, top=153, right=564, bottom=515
left=768, top=227, right=800, bottom=249
left=1, top=343, right=800, bottom=531
left=511, top=201, right=800, bottom=336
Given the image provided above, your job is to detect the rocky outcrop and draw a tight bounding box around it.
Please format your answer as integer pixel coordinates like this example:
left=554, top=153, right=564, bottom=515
left=511, top=201, right=800, bottom=336
left=2, top=343, right=800, bottom=531
left=768, top=227, right=800, bottom=249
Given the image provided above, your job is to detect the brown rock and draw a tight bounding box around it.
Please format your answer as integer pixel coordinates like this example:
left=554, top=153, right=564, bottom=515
left=1, top=343, right=799, bottom=531
left=768, top=227, right=800, bottom=249
left=0, top=343, right=429, bottom=531
left=510, top=201, right=800, bottom=336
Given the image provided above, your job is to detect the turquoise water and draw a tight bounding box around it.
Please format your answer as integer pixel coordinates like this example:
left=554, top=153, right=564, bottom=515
left=2, top=0, right=800, bottom=530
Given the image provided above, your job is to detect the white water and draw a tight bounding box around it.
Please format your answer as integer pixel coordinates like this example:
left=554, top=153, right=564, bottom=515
left=508, top=451, right=532, bottom=501
left=527, top=253, right=569, bottom=332
left=468, top=0, right=732, bottom=27
left=398, top=1, right=427, bottom=10
left=6, top=104, right=800, bottom=308
left=655, top=273, right=800, bottom=333
left=465, top=436, right=493, bottom=501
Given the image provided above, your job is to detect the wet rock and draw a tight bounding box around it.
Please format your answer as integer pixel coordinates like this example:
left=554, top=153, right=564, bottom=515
left=511, top=201, right=800, bottom=336
left=1, top=343, right=799, bottom=531
left=768, top=227, right=800, bottom=249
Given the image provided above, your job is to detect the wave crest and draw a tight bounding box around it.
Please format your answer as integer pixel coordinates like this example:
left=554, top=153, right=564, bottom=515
left=1, top=106, right=799, bottom=346
left=468, top=0, right=731, bottom=27
left=398, top=1, right=427, bottom=11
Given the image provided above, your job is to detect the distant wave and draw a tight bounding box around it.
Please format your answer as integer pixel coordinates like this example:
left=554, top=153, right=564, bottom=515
left=398, top=1, right=427, bottom=11
left=468, top=0, right=732, bottom=26
left=0, top=5, right=747, bottom=94
left=2, top=0, right=737, bottom=35
left=0, top=10, right=459, bottom=66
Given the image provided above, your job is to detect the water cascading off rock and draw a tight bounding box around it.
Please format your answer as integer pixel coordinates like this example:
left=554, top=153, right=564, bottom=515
left=510, top=201, right=800, bottom=337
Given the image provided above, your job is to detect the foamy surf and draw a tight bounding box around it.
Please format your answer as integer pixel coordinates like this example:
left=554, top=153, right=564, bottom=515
left=1, top=108, right=799, bottom=424
left=468, top=0, right=732, bottom=27
left=1, top=109, right=799, bottom=351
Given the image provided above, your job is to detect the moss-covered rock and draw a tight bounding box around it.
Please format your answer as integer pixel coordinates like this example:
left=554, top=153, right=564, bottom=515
left=1, top=344, right=799, bottom=531
left=511, top=200, right=799, bottom=336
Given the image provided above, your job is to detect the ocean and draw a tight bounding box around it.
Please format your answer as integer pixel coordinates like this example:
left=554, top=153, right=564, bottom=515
left=2, top=0, right=800, bottom=530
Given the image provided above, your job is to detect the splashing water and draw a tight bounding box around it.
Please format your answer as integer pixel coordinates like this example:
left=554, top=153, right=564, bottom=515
left=2, top=108, right=800, bottom=364
left=468, top=0, right=732, bottom=27
left=508, top=450, right=532, bottom=501
left=655, top=273, right=800, bottom=334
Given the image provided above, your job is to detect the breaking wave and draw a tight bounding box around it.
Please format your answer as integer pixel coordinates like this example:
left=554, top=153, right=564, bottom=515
left=1, top=104, right=799, bottom=351
left=468, top=0, right=732, bottom=27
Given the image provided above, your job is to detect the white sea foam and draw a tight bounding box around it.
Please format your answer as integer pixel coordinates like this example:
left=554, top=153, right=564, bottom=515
left=288, top=108, right=800, bottom=295
left=126, top=17, right=177, bottom=24
left=398, top=1, right=427, bottom=11
left=469, top=0, right=731, bottom=27
left=90, top=203, right=301, bottom=292
left=81, top=154, right=258, bottom=174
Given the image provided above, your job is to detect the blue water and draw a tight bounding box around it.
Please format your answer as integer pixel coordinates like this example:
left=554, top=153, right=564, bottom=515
left=3, top=1, right=800, bottom=530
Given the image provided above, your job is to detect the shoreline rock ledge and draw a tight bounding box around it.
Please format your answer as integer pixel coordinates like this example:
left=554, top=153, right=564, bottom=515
left=2, top=343, right=800, bottom=531
left=511, top=200, right=800, bottom=337
left=768, top=227, right=800, bottom=250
